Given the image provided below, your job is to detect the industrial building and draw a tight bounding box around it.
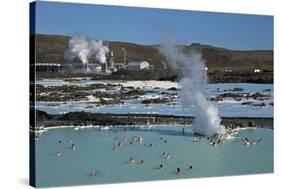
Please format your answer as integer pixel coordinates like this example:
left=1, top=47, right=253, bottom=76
left=127, top=61, right=151, bottom=70
left=33, top=63, right=63, bottom=72
left=114, top=62, right=126, bottom=70
left=33, top=49, right=153, bottom=73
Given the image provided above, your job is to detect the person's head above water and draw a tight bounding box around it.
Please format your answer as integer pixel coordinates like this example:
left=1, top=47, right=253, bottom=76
left=176, top=167, right=181, bottom=175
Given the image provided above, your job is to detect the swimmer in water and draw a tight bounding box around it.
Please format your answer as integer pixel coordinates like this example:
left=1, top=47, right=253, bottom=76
left=117, top=142, right=122, bottom=147
left=128, top=157, right=135, bottom=165
left=188, top=165, right=193, bottom=170
left=140, top=160, right=144, bottom=165
left=176, top=168, right=181, bottom=175
left=159, top=164, right=164, bottom=170
left=243, top=138, right=250, bottom=145
left=162, top=152, right=171, bottom=159
left=58, top=140, right=62, bottom=145
left=166, top=153, right=171, bottom=160
left=90, top=170, right=100, bottom=177
left=71, top=144, right=76, bottom=151
left=56, top=151, right=61, bottom=157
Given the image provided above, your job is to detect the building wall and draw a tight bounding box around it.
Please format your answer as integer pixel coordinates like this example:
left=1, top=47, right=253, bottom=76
left=127, top=61, right=150, bottom=70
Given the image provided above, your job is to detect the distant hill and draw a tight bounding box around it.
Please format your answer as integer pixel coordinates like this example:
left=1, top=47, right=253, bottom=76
left=34, top=34, right=273, bottom=71
left=32, top=34, right=273, bottom=83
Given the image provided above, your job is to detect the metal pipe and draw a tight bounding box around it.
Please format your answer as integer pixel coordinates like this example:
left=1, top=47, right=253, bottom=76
left=122, top=48, right=126, bottom=66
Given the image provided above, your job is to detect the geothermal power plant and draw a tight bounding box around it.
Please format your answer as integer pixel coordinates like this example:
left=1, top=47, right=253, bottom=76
left=34, top=34, right=153, bottom=75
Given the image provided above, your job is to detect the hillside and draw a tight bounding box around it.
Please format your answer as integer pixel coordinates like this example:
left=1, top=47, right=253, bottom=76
left=32, top=34, right=273, bottom=83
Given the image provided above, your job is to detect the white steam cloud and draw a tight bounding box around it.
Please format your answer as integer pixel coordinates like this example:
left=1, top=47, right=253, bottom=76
left=159, top=34, right=226, bottom=137
left=64, top=34, right=109, bottom=72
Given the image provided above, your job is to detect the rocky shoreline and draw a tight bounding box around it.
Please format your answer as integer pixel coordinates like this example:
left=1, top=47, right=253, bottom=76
left=36, top=70, right=273, bottom=84
left=31, top=110, right=273, bottom=130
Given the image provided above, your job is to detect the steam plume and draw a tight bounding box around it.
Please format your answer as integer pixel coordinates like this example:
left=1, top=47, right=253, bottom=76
left=64, top=34, right=109, bottom=72
left=159, top=34, right=226, bottom=137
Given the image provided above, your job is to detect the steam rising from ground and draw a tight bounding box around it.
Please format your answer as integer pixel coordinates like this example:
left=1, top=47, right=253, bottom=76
left=64, top=34, right=109, bottom=73
left=159, top=35, right=226, bottom=137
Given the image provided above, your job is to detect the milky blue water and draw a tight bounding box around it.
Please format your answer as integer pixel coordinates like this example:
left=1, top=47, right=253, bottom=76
left=33, top=79, right=274, bottom=187
left=34, top=126, right=273, bottom=187
left=35, top=79, right=273, bottom=118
